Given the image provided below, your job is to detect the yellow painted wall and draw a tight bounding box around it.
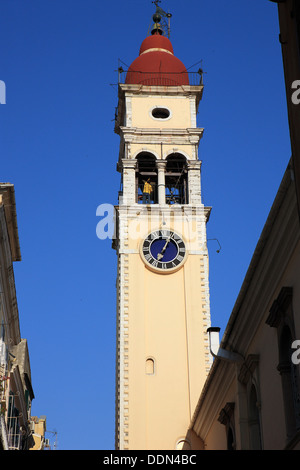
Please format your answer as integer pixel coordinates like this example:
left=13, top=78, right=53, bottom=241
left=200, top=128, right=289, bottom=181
left=130, top=96, right=192, bottom=129
left=121, top=211, right=209, bottom=449
left=116, top=84, right=208, bottom=450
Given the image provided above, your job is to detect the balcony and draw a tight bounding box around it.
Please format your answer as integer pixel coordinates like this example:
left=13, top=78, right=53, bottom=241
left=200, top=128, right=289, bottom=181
left=118, top=69, right=204, bottom=87
left=7, top=416, right=22, bottom=450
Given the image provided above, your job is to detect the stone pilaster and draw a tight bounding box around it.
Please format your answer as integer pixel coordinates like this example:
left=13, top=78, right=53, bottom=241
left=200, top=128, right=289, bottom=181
left=121, top=159, right=137, bottom=205
left=188, top=161, right=202, bottom=205
left=156, top=160, right=166, bottom=205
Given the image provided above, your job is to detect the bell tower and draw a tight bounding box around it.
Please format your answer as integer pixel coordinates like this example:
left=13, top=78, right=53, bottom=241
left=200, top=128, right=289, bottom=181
left=113, top=7, right=211, bottom=451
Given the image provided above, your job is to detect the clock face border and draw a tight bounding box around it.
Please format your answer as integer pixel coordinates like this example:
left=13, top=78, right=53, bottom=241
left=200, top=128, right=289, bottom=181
left=140, top=229, right=187, bottom=274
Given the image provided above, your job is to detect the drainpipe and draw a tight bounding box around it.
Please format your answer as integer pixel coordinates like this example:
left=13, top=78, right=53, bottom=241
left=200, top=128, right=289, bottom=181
left=207, top=327, right=244, bottom=363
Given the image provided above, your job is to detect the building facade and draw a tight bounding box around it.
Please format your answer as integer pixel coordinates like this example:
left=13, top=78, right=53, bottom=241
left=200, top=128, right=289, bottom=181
left=30, top=416, right=54, bottom=450
left=113, top=3, right=300, bottom=451
left=0, top=184, right=35, bottom=450
left=190, top=161, right=300, bottom=449
left=113, top=10, right=211, bottom=451
left=189, top=1, right=300, bottom=450
left=269, top=0, right=300, bottom=219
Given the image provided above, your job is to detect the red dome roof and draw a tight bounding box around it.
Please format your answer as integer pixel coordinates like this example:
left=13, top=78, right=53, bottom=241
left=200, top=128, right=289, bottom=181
left=125, top=34, right=189, bottom=86
left=139, top=34, right=174, bottom=55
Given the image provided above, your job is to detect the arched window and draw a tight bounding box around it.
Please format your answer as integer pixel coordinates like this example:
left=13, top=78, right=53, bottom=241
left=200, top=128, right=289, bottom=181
left=267, top=287, right=300, bottom=441
left=218, top=402, right=236, bottom=450
left=278, top=325, right=300, bottom=438
left=248, top=384, right=262, bottom=450
left=238, top=354, right=261, bottom=449
left=165, top=153, right=188, bottom=204
left=136, top=152, right=157, bottom=204
left=227, top=427, right=235, bottom=451
left=145, top=357, right=155, bottom=375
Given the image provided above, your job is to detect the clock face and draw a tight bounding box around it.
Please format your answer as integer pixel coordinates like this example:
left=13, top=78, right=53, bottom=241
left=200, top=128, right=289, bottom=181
left=141, top=230, right=187, bottom=273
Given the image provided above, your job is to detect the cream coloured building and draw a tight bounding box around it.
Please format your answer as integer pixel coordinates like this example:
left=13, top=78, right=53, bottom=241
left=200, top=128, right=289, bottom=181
left=187, top=0, right=300, bottom=450
left=113, top=11, right=211, bottom=451
left=188, top=0, right=300, bottom=450
left=30, top=416, right=53, bottom=450
left=113, top=3, right=300, bottom=450
left=190, top=160, right=300, bottom=449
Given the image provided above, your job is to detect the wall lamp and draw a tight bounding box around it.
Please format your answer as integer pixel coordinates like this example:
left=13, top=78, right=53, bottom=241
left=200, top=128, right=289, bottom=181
left=207, top=327, right=244, bottom=363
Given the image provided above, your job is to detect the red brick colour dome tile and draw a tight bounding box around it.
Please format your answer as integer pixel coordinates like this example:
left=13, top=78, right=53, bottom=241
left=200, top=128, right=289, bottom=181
left=125, top=33, right=189, bottom=86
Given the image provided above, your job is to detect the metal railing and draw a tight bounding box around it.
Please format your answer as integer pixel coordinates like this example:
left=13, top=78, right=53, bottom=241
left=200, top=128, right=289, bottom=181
left=165, top=183, right=188, bottom=205
left=118, top=69, right=203, bottom=86
left=7, top=416, right=22, bottom=450
left=136, top=183, right=188, bottom=205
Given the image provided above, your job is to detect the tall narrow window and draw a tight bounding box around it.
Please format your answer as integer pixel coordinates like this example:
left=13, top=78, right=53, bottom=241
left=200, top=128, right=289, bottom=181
left=238, top=354, right=260, bottom=450
left=248, top=384, right=262, bottom=450
left=218, top=402, right=236, bottom=450
left=146, top=358, right=155, bottom=375
left=227, top=427, right=235, bottom=451
left=267, top=287, right=300, bottom=441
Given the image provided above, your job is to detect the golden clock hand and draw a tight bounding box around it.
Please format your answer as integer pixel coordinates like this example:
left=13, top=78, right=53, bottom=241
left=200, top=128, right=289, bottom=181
left=157, top=236, right=171, bottom=260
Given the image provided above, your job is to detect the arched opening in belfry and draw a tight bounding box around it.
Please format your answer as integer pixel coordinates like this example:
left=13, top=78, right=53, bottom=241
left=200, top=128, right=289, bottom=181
left=136, top=152, right=158, bottom=204
left=165, top=153, right=188, bottom=204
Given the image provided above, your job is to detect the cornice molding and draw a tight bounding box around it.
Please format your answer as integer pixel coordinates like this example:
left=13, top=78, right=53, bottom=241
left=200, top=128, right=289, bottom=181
left=119, top=126, right=204, bottom=145
left=118, top=83, right=204, bottom=98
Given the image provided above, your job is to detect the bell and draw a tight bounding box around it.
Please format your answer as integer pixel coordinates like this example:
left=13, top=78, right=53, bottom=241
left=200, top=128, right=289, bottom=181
left=151, top=22, right=163, bottom=35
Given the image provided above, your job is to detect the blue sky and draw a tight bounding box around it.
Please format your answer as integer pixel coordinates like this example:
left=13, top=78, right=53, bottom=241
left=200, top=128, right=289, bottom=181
left=0, top=0, right=291, bottom=450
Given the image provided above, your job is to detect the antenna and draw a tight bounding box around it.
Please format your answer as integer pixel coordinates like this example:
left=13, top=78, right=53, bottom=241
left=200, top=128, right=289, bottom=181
left=46, top=429, right=58, bottom=450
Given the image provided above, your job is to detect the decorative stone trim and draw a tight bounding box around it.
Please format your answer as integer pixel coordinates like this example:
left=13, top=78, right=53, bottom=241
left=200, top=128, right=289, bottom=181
left=238, top=354, right=260, bottom=385
left=266, top=287, right=293, bottom=328
left=218, top=402, right=235, bottom=425
left=116, top=217, right=131, bottom=450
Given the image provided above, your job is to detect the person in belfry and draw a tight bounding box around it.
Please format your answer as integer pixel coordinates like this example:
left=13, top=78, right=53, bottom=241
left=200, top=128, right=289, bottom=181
left=142, top=178, right=152, bottom=204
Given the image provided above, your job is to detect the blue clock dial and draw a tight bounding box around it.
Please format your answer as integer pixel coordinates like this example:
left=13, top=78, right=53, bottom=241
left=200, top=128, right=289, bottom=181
left=150, top=238, right=178, bottom=262
left=141, top=230, right=186, bottom=272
